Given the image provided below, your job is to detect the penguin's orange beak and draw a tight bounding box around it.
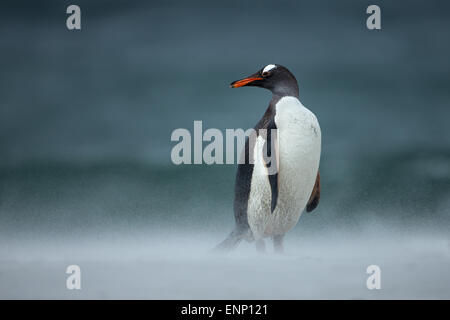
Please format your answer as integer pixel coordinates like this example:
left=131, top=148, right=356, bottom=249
left=230, top=76, right=263, bottom=88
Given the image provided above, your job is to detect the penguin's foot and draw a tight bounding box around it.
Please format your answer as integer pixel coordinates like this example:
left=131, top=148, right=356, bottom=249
left=255, top=239, right=266, bottom=254
left=273, top=234, right=284, bottom=254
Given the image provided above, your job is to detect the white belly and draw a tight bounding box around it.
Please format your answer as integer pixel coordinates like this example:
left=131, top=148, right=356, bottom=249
left=247, top=96, right=321, bottom=239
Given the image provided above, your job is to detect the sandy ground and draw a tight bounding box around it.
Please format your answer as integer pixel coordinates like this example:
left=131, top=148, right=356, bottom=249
left=0, top=231, right=449, bottom=299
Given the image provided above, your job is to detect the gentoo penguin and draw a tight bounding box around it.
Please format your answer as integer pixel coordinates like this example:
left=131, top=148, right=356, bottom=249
left=215, top=64, right=321, bottom=253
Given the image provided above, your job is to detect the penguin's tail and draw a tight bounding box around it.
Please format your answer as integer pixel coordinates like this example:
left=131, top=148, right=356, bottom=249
left=212, top=228, right=248, bottom=253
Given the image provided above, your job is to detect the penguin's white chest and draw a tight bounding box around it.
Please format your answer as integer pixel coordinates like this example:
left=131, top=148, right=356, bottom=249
left=247, top=96, right=321, bottom=239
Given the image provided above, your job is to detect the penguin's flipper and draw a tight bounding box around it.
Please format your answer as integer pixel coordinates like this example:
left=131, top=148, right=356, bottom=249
left=306, top=171, right=320, bottom=212
left=262, top=119, right=279, bottom=213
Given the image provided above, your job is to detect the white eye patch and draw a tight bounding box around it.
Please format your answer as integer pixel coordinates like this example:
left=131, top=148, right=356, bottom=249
left=262, top=64, right=276, bottom=73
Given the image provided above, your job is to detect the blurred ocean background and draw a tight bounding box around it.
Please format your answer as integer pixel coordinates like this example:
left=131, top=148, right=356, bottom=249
left=0, top=0, right=449, bottom=299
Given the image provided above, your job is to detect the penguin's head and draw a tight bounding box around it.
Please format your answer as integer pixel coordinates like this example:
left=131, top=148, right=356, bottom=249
left=230, top=64, right=299, bottom=97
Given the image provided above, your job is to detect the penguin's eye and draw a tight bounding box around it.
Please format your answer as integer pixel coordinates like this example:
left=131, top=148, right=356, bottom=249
left=261, top=64, right=276, bottom=77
